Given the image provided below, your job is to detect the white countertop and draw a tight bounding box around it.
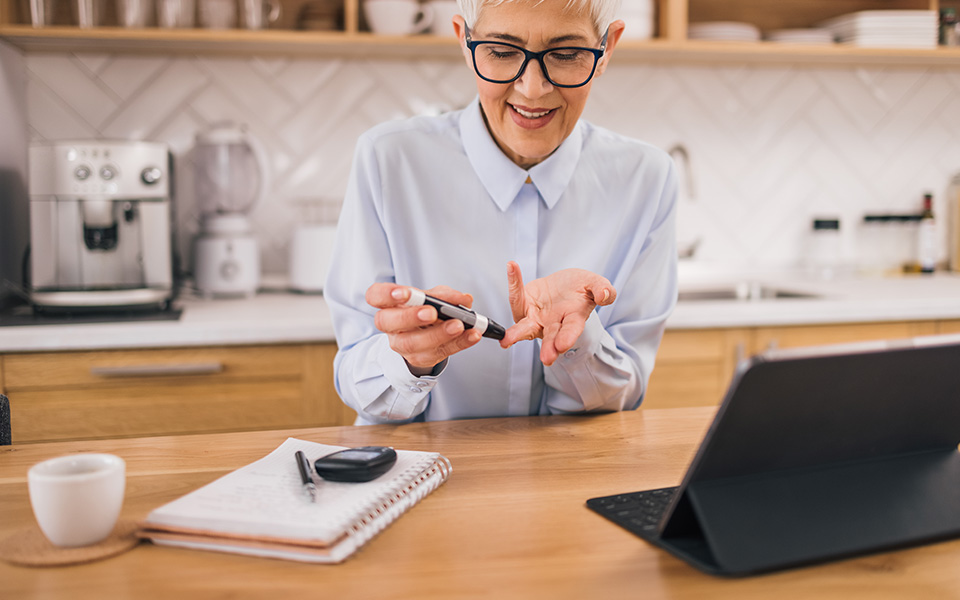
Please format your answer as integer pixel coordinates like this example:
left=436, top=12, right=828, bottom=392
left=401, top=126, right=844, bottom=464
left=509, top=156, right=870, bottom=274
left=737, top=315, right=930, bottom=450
left=0, top=290, right=335, bottom=353
left=1, top=268, right=959, bottom=353
left=668, top=265, right=960, bottom=329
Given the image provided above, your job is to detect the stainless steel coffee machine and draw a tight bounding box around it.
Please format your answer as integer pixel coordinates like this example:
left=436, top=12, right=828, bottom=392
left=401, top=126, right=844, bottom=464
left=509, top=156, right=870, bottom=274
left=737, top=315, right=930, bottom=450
left=28, top=141, right=175, bottom=311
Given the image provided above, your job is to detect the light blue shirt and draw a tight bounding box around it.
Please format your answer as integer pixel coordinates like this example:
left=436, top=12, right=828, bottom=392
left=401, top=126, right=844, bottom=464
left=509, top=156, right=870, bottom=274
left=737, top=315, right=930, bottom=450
left=325, top=98, right=678, bottom=425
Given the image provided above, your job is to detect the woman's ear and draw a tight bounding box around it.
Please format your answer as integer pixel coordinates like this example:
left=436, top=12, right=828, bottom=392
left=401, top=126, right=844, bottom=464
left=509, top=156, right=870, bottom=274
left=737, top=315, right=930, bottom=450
left=595, top=19, right=626, bottom=77
left=452, top=15, right=473, bottom=67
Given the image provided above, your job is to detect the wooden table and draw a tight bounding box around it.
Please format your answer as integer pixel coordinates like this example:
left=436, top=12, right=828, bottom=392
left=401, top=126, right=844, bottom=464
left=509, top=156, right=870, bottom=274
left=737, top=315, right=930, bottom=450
left=2, top=408, right=959, bottom=599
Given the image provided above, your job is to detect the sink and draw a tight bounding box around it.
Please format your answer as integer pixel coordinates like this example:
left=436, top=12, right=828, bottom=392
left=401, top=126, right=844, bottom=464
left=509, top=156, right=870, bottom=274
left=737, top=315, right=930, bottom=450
left=677, top=281, right=819, bottom=302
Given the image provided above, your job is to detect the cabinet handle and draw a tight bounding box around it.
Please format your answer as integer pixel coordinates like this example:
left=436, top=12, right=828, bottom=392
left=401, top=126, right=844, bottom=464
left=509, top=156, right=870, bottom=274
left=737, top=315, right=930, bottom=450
left=90, top=362, right=224, bottom=378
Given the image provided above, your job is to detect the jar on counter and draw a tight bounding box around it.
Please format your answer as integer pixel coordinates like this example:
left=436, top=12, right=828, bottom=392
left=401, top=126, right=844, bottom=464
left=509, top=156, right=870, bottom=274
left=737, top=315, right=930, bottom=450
left=805, top=217, right=842, bottom=279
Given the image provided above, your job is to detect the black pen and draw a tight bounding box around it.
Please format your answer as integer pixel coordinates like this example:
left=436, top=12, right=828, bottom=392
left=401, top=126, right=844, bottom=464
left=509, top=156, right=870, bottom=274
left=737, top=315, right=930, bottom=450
left=295, top=450, right=317, bottom=503
left=404, top=288, right=505, bottom=340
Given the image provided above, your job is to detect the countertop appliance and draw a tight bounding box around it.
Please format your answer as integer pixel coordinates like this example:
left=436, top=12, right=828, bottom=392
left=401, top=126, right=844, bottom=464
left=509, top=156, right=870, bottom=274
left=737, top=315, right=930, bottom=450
left=28, top=140, right=175, bottom=311
left=192, top=123, right=265, bottom=298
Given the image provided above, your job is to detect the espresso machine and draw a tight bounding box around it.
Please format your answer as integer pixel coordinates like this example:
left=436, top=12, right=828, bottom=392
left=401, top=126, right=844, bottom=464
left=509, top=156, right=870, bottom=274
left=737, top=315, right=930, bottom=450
left=28, top=141, right=175, bottom=311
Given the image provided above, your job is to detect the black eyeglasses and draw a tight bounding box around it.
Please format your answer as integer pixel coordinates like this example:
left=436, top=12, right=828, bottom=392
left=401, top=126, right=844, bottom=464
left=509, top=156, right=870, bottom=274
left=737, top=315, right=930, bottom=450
left=464, top=25, right=608, bottom=89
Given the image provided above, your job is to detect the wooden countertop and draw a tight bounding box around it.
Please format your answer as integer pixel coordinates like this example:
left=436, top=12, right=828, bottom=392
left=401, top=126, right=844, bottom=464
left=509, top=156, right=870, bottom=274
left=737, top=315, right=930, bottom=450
left=2, top=408, right=959, bottom=598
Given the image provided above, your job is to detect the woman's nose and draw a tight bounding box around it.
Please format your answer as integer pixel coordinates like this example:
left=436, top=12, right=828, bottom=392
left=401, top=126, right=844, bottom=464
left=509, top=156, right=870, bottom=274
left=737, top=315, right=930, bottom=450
left=513, top=58, right=553, bottom=98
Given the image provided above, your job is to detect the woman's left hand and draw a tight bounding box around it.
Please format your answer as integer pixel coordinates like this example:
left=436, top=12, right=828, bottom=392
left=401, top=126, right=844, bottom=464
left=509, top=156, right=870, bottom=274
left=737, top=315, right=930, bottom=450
left=500, top=261, right=617, bottom=366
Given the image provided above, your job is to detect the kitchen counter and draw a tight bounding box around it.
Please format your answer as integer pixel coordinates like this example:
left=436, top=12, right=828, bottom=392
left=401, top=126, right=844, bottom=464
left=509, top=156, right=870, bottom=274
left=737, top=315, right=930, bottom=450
left=668, top=265, right=960, bottom=329
left=1, top=269, right=959, bottom=352
left=0, top=290, right=336, bottom=353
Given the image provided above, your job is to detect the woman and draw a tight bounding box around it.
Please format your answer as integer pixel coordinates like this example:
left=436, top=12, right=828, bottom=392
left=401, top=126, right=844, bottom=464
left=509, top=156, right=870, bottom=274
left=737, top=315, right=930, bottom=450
left=325, top=0, right=678, bottom=424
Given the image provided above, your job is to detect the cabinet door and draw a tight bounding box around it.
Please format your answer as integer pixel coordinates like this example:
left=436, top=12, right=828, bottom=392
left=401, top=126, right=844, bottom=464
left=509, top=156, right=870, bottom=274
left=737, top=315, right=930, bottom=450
left=938, top=320, right=960, bottom=335
left=752, top=321, right=939, bottom=354
left=2, top=343, right=352, bottom=443
left=645, top=328, right=750, bottom=408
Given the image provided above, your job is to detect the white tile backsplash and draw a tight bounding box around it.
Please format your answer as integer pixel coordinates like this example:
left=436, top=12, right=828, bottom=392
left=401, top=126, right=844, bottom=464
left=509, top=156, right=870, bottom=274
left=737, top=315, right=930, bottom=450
left=23, top=52, right=960, bottom=277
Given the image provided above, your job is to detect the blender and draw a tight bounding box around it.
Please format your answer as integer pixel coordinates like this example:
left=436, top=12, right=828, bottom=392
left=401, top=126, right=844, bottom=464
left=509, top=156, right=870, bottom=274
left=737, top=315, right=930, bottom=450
left=192, top=122, right=266, bottom=298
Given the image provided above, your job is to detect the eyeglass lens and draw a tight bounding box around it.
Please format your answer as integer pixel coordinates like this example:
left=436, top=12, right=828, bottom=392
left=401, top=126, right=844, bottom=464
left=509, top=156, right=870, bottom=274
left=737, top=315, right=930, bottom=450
left=473, top=43, right=598, bottom=86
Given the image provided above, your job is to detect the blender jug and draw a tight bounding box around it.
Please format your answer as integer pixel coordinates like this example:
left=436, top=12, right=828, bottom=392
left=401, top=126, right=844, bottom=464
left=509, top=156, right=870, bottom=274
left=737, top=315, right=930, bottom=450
left=192, top=123, right=267, bottom=298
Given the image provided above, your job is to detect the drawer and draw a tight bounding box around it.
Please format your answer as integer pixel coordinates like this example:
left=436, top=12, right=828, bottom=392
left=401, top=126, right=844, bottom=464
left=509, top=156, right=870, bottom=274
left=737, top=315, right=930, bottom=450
left=11, top=379, right=306, bottom=442
left=3, top=345, right=305, bottom=390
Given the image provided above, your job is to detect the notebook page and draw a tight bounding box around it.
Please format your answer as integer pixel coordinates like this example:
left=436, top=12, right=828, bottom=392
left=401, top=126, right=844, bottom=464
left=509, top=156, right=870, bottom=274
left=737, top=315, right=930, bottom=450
left=145, top=438, right=441, bottom=544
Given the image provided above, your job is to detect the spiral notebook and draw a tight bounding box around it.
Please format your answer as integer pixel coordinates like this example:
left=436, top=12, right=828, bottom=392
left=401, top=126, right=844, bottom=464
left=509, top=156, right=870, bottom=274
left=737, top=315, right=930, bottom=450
left=138, top=438, right=452, bottom=563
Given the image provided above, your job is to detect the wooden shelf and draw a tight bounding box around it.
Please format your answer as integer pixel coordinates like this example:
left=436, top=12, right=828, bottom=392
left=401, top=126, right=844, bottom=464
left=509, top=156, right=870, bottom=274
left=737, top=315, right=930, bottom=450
left=3, top=24, right=960, bottom=66
left=2, top=0, right=959, bottom=65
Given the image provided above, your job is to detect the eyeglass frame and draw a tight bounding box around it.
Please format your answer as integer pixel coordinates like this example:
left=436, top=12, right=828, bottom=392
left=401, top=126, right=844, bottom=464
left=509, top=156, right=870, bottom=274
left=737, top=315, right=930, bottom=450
left=464, top=25, right=609, bottom=89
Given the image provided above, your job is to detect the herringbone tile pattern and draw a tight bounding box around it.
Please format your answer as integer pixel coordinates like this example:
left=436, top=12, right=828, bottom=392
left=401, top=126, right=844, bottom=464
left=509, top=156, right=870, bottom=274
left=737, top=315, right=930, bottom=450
left=24, top=53, right=960, bottom=274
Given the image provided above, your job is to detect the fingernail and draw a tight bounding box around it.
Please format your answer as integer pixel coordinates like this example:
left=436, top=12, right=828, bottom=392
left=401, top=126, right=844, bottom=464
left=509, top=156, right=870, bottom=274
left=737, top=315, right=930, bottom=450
left=418, top=307, right=433, bottom=321
left=391, top=288, right=406, bottom=301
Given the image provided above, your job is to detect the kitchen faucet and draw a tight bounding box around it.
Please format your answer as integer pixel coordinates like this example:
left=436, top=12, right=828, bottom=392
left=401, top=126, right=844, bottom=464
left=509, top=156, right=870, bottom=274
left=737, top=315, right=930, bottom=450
left=667, top=143, right=696, bottom=201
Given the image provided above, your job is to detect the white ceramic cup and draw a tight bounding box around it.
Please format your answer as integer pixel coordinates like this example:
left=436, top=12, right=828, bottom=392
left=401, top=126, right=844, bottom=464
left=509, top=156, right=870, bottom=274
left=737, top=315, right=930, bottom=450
left=363, top=0, right=433, bottom=35
left=425, top=0, right=457, bottom=36
left=28, top=453, right=126, bottom=548
left=242, top=0, right=280, bottom=30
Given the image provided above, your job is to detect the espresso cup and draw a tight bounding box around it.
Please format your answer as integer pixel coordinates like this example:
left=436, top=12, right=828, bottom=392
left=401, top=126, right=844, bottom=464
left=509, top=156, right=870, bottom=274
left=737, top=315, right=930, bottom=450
left=28, top=454, right=126, bottom=547
left=363, top=0, right=433, bottom=35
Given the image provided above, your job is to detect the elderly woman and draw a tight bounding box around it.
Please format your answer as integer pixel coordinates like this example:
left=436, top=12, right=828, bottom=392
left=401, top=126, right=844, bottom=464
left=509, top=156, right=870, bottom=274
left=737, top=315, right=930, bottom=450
left=325, top=0, right=678, bottom=424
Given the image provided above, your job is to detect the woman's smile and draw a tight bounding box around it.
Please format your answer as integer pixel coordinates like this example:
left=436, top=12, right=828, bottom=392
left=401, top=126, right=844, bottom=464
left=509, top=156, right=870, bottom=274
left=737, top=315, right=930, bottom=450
left=454, top=0, right=623, bottom=169
left=509, top=103, right=557, bottom=129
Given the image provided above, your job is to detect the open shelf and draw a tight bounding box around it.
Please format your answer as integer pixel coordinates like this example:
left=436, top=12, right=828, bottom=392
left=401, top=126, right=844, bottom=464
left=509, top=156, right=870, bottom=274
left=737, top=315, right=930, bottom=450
left=2, top=0, right=959, bottom=66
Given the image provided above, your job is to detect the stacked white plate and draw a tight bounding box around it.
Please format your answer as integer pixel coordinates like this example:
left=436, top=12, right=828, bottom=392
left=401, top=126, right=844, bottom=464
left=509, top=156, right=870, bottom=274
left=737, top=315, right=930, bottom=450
left=766, top=28, right=835, bottom=45
left=688, top=21, right=761, bottom=42
left=819, top=10, right=938, bottom=48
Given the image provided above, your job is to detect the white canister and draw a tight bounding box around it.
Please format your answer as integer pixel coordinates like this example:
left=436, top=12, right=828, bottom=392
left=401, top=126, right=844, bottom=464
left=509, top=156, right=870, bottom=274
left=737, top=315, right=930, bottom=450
left=619, top=0, right=654, bottom=40
left=289, top=224, right=337, bottom=293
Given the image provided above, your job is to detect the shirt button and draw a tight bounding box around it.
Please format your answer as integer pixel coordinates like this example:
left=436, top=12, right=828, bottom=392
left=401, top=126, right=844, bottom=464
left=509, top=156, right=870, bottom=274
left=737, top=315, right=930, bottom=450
left=408, top=386, right=422, bottom=393
left=416, top=381, right=429, bottom=388
left=564, top=349, right=578, bottom=359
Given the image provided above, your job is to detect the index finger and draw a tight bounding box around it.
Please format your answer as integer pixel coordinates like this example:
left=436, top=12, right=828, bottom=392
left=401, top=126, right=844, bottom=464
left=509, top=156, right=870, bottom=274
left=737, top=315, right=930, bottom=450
left=365, top=283, right=410, bottom=309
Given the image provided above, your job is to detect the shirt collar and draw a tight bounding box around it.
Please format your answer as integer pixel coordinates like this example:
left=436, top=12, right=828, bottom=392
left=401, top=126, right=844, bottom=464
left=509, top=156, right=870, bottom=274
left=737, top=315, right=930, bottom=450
left=460, top=97, right=583, bottom=211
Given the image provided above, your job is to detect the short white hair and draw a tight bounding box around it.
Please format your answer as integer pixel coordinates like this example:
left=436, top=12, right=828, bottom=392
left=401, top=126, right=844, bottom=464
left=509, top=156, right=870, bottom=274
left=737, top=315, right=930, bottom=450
left=456, top=0, right=622, bottom=37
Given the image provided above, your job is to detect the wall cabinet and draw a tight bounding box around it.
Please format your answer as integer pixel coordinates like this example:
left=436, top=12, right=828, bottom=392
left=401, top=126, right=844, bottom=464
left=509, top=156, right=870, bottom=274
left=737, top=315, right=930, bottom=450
left=0, top=342, right=355, bottom=444
left=646, top=319, right=960, bottom=409
left=1, top=0, right=959, bottom=65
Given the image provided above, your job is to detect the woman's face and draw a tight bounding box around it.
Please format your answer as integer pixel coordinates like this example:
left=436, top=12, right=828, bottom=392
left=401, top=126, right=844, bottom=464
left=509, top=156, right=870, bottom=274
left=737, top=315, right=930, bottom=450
left=454, top=0, right=624, bottom=169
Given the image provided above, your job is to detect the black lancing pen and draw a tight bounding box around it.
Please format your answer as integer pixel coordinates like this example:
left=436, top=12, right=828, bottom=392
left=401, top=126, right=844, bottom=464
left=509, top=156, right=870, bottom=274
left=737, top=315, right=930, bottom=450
left=404, top=288, right=506, bottom=341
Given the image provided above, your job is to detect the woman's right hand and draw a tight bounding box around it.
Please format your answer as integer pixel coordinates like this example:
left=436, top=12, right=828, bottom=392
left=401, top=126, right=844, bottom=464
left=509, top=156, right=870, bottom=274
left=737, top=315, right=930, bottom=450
left=366, top=283, right=484, bottom=376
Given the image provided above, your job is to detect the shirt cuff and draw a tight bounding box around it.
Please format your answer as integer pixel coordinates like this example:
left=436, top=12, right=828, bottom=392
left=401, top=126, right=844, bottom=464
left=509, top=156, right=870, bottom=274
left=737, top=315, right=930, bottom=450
left=379, top=343, right=444, bottom=410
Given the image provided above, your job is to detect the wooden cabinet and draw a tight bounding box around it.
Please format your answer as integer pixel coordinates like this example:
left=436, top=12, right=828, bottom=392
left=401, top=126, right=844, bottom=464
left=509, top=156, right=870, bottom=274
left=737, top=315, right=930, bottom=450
left=648, top=318, right=959, bottom=409
left=1, top=0, right=960, bottom=65
left=0, top=343, right=355, bottom=444
left=643, top=327, right=749, bottom=409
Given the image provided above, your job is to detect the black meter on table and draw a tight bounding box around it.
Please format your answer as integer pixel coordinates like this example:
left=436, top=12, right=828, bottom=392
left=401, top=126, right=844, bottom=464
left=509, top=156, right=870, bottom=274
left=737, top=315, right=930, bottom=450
left=314, top=446, right=398, bottom=482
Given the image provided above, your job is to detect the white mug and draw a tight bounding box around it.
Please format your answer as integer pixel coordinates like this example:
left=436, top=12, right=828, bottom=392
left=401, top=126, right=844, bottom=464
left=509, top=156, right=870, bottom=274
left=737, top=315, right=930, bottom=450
left=242, top=0, right=280, bottom=30
left=425, top=0, right=457, bottom=36
left=363, top=0, right=433, bottom=35
left=28, top=453, right=126, bottom=547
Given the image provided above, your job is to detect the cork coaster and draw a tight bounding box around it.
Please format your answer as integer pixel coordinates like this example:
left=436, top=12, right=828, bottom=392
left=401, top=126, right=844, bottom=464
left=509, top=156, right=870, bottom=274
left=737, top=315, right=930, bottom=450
left=0, top=520, right=141, bottom=568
